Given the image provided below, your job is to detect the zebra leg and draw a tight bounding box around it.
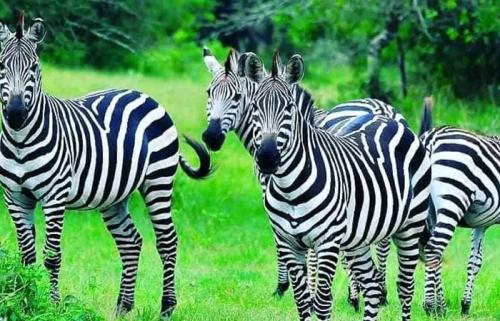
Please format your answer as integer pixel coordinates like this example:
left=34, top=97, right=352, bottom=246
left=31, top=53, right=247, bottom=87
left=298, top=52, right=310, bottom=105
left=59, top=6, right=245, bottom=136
left=341, top=255, right=360, bottom=312
left=375, top=238, right=390, bottom=305
left=273, top=243, right=290, bottom=297
left=307, top=248, right=318, bottom=295
left=312, top=244, right=340, bottom=320
left=42, top=204, right=66, bottom=302
left=278, top=241, right=311, bottom=321
left=346, top=247, right=383, bottom=321
left=461, top=228, right=485, bottom=315
left=141, top=171, right=178, bottom=318
left=393, top=232, right=420, bottom=321
left=101, top=199, right=142, bottom=315
left=5, top=191, right=37, bottom=265
left=423, top=215, right=462, bottom=316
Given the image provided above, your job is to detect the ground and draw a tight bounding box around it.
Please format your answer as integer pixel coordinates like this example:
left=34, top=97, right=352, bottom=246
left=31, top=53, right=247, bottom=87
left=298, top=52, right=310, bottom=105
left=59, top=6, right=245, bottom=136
left=0, top=65, right=498, bottom=321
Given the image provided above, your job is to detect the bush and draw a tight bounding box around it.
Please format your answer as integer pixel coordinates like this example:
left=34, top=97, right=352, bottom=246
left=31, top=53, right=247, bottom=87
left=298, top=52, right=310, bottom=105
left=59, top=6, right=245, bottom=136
left=0, top=248, right=103, bottom=321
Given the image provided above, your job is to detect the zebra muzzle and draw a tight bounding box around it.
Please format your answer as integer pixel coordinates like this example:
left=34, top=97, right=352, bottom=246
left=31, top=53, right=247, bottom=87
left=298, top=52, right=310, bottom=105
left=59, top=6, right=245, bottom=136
left=4, top=95, right=28, bottom=130
left=202, top=119, right=225, bottom=151
left=256, top=139, right=280, bottom=174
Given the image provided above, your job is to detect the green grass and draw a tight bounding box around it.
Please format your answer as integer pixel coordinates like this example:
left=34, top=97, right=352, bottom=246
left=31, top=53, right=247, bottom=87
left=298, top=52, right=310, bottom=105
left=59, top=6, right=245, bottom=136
left=0, top=64, right=498, bottom=321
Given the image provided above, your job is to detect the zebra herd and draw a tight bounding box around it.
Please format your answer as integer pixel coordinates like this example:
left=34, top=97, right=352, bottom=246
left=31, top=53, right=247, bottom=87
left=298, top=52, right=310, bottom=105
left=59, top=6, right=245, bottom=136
left=0, top=16, right=497, bottom=321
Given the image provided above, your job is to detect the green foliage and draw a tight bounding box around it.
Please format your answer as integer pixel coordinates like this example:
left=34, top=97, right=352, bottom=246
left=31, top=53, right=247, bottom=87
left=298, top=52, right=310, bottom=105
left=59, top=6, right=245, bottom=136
left=408, top=0, right=499, bottom=98
left=0, top=247, right=103, bottom=321
left=0, top=0, right=496, bottom=99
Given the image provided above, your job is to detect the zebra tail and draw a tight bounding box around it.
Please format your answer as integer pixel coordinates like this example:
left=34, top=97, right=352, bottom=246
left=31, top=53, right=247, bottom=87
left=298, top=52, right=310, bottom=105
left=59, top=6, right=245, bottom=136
left=418, top=96, right=434, bottom=136
left=179, top=135, right=214, bottom=179
left=418, top=198, right=436, bottom=262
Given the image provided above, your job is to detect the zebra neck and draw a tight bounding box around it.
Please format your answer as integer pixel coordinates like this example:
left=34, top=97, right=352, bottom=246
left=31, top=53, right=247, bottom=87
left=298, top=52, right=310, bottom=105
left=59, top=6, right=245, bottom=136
left=234, top=79, right=257, bottom=154
left=272, top=110, right=343, bottom=192
left=234, top=103, right=254, bottom=153
left=2, top=93, right=50, bottom=145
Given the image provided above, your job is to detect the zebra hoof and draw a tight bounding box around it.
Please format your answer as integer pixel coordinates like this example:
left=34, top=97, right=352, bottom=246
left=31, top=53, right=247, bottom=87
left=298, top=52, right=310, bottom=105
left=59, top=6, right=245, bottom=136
left=347, top=295, right=360, bottom=312
left=461, top=300, right=470, bottom=315
left=160, top=306, right=175, bottom=320
left=423, top=302, right=434, bottom=316
left=380, top=287, right=388, bottom=306
left=273, top=282, right=290, bottom=298
left=115, top=299, right=134, bottom=316
left=161, top=298, right=176, bottom=319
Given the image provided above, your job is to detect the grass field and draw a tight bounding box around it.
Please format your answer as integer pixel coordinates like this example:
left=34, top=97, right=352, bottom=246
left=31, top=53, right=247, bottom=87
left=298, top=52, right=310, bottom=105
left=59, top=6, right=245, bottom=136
left=0, top=64, right=498, bottom=321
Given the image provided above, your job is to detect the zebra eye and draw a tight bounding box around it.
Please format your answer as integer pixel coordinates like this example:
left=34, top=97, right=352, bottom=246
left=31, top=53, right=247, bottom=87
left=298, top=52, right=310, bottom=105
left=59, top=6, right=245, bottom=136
left=30, top=63, right=39, bottom=72
left=234, top=93, right=241, bottom=101
left=0, top=62, right=5, bottom=71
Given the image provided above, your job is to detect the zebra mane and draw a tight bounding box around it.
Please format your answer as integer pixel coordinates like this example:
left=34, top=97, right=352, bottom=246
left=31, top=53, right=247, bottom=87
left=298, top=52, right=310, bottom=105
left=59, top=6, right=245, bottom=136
left=16, top=11, right=24, bottom=39
left=292, top=84, right=316, bottom=125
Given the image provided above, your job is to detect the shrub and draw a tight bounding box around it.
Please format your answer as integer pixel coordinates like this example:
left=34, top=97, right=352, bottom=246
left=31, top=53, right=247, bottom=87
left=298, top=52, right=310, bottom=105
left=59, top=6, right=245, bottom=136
left=0, top=247, right=103, bottom=321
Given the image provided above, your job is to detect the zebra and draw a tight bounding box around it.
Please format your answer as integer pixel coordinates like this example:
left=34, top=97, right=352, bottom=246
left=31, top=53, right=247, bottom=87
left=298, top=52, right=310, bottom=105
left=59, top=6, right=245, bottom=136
left=418, top=97, right=499, bottom=316
left=0, top=16, right=212, bottom=318
left=201, top=47, right=402, bottom=307
left=244, top=51, right=430, bottom=321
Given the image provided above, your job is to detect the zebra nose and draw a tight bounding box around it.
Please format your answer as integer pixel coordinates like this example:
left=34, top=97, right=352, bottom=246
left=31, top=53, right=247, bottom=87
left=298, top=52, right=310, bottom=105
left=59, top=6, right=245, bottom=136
left=256, top=139, right=280, bottom=174
left=203, top=119, right=225, bottom=151
left=4, top=95, right=28, bottom=130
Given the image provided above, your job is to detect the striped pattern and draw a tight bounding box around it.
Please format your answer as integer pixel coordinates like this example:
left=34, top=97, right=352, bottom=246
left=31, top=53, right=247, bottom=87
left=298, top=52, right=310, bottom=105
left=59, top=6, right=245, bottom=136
left=247, top=52, right=430, bottom=321
left=0, top=23, right=211, bottom=318
left=203, top=49, right=403, bottom=303
left=420, top=125, right=499, bottom=316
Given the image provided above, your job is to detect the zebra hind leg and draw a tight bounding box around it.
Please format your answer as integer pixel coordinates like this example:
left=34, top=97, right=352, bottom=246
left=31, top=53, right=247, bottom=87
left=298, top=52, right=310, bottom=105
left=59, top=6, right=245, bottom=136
left=461, top=228, right=485, bottom=315
left=375, top=238, right=391, bottom=306
left=306, top=248, right=318, bottom=296
left=393, top=231, right=420, bottom=321
left=101, top=198, right=142, bottom=315
left=341, top=254, right=360, bottom=312
left=140, top=164, right=178, bottom=318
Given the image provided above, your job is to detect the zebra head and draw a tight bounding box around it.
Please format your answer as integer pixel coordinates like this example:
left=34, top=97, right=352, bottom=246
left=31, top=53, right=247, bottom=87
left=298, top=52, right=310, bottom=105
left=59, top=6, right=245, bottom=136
left=245, top=51, right=304, bottom=174
left=202, top=48, right=248, bottom=151
left=0, top=15, right=45, bottom=130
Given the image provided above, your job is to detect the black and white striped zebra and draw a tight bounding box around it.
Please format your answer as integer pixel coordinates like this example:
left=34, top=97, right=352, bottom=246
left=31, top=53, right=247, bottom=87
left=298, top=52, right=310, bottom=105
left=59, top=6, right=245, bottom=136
left=202, top=48, right=401, bottom=306
left=418, top=97, right=499, bottom=316
left=244, top=51, right=430, bottom=321
left=0, top=17, right=212, bottom=318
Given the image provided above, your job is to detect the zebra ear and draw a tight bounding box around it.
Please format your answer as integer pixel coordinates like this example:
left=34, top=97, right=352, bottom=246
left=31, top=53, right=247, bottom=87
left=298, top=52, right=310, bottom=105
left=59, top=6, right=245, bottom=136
left=26, top=18, right=46, bottom=44
left=224, top=48, right=239, bottom=74
left=237, top=53, right=248, bottom=77
left=0, top=21, right=13, bottom=44
left=203, top=46, right=222, bottom=75
left=244, top=52, right=264, bottom=83
left=285, top=54, right=304, bottom=84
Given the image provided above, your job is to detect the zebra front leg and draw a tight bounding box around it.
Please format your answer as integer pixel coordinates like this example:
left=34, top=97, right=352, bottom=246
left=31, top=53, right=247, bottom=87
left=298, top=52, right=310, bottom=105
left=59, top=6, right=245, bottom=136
left=42, top=204, right=66, bottom=302
left=341, top=255, right=360, bottom=312
left=461, top=228, right=485, bottom=315
left=101, top=200, right=142, bottom=315
left=346, top=247, right=384, bottom=321
left=375, top=238, right=390, bottom=305
left=5, top=191, right=37, bottom=265
left=312, top=244, right=340, bottom=320
left=273, top=245, right=290, bottom=297
left=279, top=242, right=312, bottom=321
